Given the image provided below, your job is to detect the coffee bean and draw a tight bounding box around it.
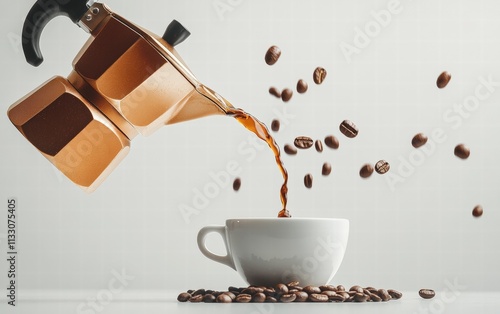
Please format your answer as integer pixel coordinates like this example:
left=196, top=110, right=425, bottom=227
left=304, top=173, right=313, bottom=189
left=265, top=296, right=277, bottom=303
left=186, top=289, right=195, bottom=294
left=189, top=294, right=203, bottom=302
left=193, top=289, right=206, bottom=296
left=241, top=287, right=257, bottom=295
left=320, top=285, right=337, bottom=291
left=377, top=289, right=391, bottom=301
left=233, top=178, right=241, bottom=191
left=297, top=79, right=308, bottom=93
left=313, top=67, right=327, bottom=84
left=252, top=292, right=266, bottom=303
left=177, top=292, right=191, bottom=302
left=339, top=120, right=358, bottom=138
left=203, top=294, right=216, bottom=303
left=275, top=283, right=288, bottom=294
left=216, top=294, right=232, bottom=303
left=294, top=136, right=314, bottom=149
left=359, top=164, right=374, bottom=178
left=228, top=286, right=239, bottom=292
left=321, top=290, right=337, bottom=299
left=263, top=287, right=276, bottom=296
left=375, top=160, right=390, bottom=174
left=281, top=88, right=293, bottom=102
left=436, top=71, right=451, bottom=89
left=338, top=291, right=350, bottom=299
left=370, top=294, right=382, bottom=302
left=294, top=291, right=309, bottom=302
left=336, top=285, right=346, bottom=292
left=388, top=289, right=403, bottom=300
left=269, top=87, right=281, bottom=98
left=303, top=285, right=321, bottom=294
left=324, top=135, right=339, bottom=149
left=286, top=281, right=300, bottom=287
left=315, top=140, right=323, bottom=152
left=454, top=144, right=470, bottom=159
left=284, top=144, right=297, bottom=155
left=265, top=45, right=281, bottom=65
left=235, top=294, right=252, bottom=303
left=473, top=205, right=483, bottom=217
left=280, top=293, right=297, bottom=303
left=322, top=162, right=332, bottom=176
left=419, top=289, right=435, bottom=299
left=271, top=119, right=280, bottom=132
left=354, top=293, right=369, bottom=302
left=349, top=285, right=363, bottom=293
left=223, top=292, right=236, bottom=300
left=412, top=133, right=428, bottom=148
left=309, top=293, right=329, bottom=302
left=330, top=294, right=345, bottom=302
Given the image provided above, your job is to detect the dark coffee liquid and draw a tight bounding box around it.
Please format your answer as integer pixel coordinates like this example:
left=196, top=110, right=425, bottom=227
left=227, top=108, right=290, bottom=217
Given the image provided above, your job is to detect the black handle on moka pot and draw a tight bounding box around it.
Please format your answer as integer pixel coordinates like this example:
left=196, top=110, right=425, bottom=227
left=22, top=0, right=90, bottom=66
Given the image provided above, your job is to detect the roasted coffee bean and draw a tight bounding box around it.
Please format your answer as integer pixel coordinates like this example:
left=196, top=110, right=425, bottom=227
left=271, top=119, right=280, bottom=132
left=377, top=289, right=391, bottom=301
left=324, top=135, right=339, bottom=149
left=233, top=178, right=241, bottom=191
left=252, top=293, right=266, bottom=303
left=473, top=205, right=483, bottom=217
left=315, top=140, right=323, bottom=152
left=354, top=293, right=369, bottom=302
left=309, top=293, right=329, bottom=302
left=186, top=289, right=195, bottom=294
left=224, top=292, right=236, bottom=300
left=275, top=283, right=289, bottom=294
left=313, top=67, right=327, bottom=84
left=297, top=79, right=308, bottom=93
left=235, top=294, right=252, bottom=303
left=241, top=287, right=257, bottom=295
left=205, top=289, right=215, bottom=295
left=320, top=285, right=337, bottom=292
left=370, top=294, right=382, bottom=302
left=216, top=294, right=232, bottom=303
left=289, top=286, right=303, bottom=291
left=304, top=173, right=313, bottom=189
left=280, top=293, right=297, bottom=303
left=412, top=133, right=428, bottom=148
left=265, top=296, right=277, bottom=303
left=189, top=294, right=203, bottom=302
left=388, top=289, right=403, bottom=300
left=288, top=289, right=298, bottom=293
left=193, top=289, right=205, bottom=296
left=177, top=292, right=191, bottom=302
left=419, top=289, right=435, bottom=299
left=286, top=281, right=300, bottom=287
left=293, top=291, right=308, bottom=302
left=294, top=136, right=314, bottom=149
left=212, top=291, right=223, bottom=297
left=322, top=162, right=332, bottom=176
left=375, top=160, right=390, bottom=174
left=265, top=45, right=281, bottom=65
left=303, top=285, right=322, bottom=294
left=337, top=285, right=346, bottom=292
left=339, top=120, right=358, bottom=138
left=350, top=285, right=364, bottom=293
left=228, top=286, right=239, bottom=292
left=284, top=144, right=297, bottom=155
left=436, top=71, right=451, bottom=89
left=359, top=164, right=374, bottom=179
left=281, top=88, right=293, bottom=102
left=321, top=290, right=337, bottom=299
left=263, top=287, right=276, bottom=296
left=454, top=144, right=470, bottom=159
left=330, top=294, right=345, bottom=302
left=203, top=294, right=216, bottom=303
left=269, top=87, right=281, bottom=98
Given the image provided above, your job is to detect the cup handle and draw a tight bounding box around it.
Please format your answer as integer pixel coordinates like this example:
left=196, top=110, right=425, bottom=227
left=197, top=226, right=236, bottom=270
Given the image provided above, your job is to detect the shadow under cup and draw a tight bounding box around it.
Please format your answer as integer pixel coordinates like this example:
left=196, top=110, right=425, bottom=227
left=197, top=218, right=349, bottom=287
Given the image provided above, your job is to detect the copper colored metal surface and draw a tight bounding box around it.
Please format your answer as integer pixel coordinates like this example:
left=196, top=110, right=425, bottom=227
left=8, top=76, right=130, bottom=192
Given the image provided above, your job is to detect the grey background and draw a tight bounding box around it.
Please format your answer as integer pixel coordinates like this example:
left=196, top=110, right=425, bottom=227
left=0, top=0, right=499, bottom=297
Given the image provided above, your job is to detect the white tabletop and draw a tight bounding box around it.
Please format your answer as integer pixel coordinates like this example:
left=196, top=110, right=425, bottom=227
left=2, top=290, right=499, bottom=314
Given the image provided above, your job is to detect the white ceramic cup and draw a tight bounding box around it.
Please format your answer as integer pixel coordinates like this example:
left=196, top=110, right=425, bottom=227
left=197, top=218, right=349, bottom=286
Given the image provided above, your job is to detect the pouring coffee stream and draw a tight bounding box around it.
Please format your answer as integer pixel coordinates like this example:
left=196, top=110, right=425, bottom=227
left=9, top=0, right=290, bottom=214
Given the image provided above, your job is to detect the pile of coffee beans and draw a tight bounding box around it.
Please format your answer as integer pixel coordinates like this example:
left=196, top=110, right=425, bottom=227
left=177, top=282, right=402, bottom=303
